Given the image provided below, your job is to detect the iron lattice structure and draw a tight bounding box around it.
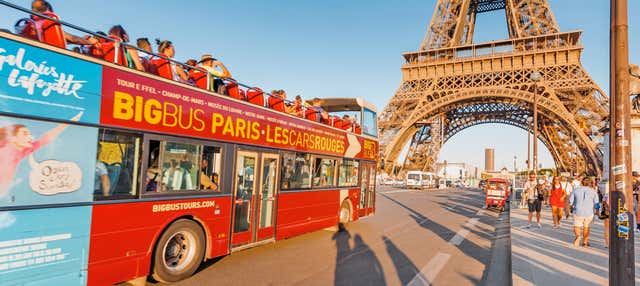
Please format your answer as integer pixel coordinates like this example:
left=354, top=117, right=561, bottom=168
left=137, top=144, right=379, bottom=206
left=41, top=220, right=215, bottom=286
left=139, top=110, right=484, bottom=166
left=379, top=0, right=608, bottom=176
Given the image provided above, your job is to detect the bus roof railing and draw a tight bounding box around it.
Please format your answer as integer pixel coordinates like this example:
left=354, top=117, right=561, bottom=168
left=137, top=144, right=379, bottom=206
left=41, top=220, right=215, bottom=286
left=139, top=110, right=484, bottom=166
left=309, top=98, right=377, bottom=113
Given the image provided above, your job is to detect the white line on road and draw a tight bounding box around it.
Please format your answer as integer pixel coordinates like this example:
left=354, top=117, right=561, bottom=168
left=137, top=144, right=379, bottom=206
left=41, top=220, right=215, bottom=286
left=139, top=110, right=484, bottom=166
left=407, top=252, right=451, bottom=286
left=380, top=189, right=420, bottom=194
left=449, top=217, right=480, bottom=246
left=476, top=209, right=484, bottom=216
left=448, top=229, right=470, bottom=246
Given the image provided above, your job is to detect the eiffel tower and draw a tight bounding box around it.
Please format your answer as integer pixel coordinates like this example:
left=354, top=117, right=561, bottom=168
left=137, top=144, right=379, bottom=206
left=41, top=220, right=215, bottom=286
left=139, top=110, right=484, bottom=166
left=379, top=0, right=608, bottom=176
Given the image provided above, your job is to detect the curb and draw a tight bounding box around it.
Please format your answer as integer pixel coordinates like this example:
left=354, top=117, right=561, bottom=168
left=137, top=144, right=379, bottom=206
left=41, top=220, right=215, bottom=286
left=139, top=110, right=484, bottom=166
left=485, top=207, right=513, bottom=286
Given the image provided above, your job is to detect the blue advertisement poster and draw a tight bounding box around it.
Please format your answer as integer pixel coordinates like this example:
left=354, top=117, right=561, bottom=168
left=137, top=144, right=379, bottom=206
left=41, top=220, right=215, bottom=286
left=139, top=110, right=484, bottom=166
left=0, top=115, right=97, bottom=207
left=0, top=207, right=91, bottom=286
left=0, top=37, right=102, bottom=124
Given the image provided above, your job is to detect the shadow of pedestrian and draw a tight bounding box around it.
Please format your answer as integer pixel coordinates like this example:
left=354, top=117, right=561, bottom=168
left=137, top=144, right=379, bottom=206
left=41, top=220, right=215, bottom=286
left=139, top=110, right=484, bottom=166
left=382, top=235, right=421, bottom=285
left=332, top=224, right=386, bottom=286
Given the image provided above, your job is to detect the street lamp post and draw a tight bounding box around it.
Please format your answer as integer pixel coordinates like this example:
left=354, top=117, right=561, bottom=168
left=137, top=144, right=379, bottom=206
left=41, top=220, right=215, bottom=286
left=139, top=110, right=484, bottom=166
left=530, top=72, right=542, bottom=185
left=609, top=0, right=634, bottom=284
left=526, top=116, right=533, bottom=172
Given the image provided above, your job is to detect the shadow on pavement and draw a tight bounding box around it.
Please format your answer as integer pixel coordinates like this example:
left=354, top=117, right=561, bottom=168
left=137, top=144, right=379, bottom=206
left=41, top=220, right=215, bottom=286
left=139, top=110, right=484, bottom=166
left=379, top=192, right=494, bottom=285
left=382, top=235, right=421, bottom=285
left=332, top=223, right=386, bottom=286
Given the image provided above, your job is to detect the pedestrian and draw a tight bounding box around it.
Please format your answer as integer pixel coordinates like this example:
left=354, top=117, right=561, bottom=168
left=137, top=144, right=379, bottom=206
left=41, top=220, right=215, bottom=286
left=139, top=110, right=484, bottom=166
left=601, top=191, right=610, bottom=248
left=523, top=173, right=542, bottom=228
left=560, top=176, right=574, bottom=219
left=549, top=176, right=566, bottom=228
left=569, top=176, right=599, bottom=247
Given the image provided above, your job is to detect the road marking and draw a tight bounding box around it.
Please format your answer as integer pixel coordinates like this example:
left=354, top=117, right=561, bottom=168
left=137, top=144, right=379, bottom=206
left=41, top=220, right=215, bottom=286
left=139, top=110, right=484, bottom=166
left=380, top=189, right=420, bottom=194
left=465, top=217, right=479, bottom=227
left=449, top=217, right=480, bottom=246
left=407, top=252, right=451, bottom=286
left=449, top=229, right=470, bottom=246
left=476, top=209, right=484, bottom=216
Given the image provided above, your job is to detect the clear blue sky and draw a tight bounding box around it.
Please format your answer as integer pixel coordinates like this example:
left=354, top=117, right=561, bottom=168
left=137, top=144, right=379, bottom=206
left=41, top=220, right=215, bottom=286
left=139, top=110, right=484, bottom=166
left=1, top=0, right=638, bottom=171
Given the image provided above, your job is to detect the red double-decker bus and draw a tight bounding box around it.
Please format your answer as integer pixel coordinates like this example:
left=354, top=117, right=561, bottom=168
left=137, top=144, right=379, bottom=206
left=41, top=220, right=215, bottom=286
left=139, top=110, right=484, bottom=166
left=0, top=3, right=378, bottom=285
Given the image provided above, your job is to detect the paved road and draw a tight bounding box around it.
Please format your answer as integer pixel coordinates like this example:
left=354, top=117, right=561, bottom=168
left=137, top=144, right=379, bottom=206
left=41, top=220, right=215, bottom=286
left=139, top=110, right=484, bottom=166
left=160, top=186, right=502, bottom=286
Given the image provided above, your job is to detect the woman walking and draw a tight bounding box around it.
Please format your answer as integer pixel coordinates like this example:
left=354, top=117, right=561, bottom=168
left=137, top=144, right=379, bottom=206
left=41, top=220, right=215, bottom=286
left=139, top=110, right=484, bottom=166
left=549, top=176, right=566, bottom=228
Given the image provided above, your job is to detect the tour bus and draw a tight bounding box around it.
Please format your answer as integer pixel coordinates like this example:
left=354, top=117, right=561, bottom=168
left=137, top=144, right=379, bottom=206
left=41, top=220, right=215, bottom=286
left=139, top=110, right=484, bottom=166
left=405, top=171, right=438, bottom=189
left=0, top=4, right=378, bottom=286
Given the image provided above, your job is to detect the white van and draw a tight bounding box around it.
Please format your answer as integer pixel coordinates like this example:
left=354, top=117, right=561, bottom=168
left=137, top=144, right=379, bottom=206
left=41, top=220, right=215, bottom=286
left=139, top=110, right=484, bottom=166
left=405, top=171, right=438, bottom=189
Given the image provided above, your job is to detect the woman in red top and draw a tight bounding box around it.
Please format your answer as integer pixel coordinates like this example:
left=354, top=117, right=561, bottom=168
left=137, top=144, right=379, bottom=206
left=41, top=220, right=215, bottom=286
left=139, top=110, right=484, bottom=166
left=549, top=176, right=566, bottom=228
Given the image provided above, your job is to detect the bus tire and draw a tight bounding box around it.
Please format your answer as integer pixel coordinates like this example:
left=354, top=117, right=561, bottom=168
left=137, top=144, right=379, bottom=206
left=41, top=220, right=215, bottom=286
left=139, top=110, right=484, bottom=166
left=152, top=219, right=205, bottom=283
left=339, top=200, right=351, bottom=224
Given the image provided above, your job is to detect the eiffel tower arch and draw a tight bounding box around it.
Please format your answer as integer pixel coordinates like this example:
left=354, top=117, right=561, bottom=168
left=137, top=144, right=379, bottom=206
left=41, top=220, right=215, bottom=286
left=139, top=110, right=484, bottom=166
left=379, top=0, right=608, bottom=176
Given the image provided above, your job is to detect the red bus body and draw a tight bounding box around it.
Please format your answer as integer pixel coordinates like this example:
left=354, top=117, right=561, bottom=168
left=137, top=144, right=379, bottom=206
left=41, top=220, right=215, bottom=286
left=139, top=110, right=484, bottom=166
left=0, top=26, right=378, bottom=286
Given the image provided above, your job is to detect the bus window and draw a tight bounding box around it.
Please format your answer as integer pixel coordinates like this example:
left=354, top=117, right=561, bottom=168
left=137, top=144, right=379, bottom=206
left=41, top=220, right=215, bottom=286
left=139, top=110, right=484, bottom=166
left=94, top=129, right=141, bottom=200
left=200, top=146, right=225, bottom=193
left=362, top=108, right=377, bottom=137
left=280, top=152, right=311, bottom=190
left=144, top=140, right=203, bottom=192
left=338, top=159, right=359, bottom=187
left=312, top=157, right=336, bottom=188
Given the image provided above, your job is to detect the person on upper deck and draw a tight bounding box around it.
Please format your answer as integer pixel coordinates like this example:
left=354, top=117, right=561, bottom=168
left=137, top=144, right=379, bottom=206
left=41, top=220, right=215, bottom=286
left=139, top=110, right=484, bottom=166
left=30, top=0, right=98, bottom=46
left=156, top=39, right=189, bottom=82
left=311, top=98, right=329, bottom=123
left=288, top=95, right=304, bottom=117
left=198, top=54, right=231, bottom=94
left=107, top=25, right=144, bottom=71
left=136, top=38, right=154, bottom=72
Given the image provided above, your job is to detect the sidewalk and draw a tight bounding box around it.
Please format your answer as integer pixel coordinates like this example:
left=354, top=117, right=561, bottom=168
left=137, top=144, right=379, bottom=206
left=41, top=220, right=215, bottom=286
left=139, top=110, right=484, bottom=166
left=510, top=207, right=640, bottom=286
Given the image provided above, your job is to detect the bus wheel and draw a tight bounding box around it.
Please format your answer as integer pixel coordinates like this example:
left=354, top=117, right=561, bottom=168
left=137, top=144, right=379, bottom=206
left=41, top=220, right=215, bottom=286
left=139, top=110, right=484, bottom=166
left=152, top=219, right=205, bottom=283
left=339, top=200, right=351, bottom=224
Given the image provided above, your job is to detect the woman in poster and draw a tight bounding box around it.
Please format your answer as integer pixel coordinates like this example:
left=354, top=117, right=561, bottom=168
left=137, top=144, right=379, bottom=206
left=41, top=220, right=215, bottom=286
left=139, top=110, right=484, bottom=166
left=0, top=112, right=82, bottom=197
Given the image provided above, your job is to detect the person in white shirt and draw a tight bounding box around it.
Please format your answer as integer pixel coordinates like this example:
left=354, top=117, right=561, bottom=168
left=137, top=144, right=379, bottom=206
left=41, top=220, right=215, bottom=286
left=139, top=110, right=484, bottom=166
left=560, top=176, right=574, bottom=219
left=523, top=173, right=542, bottom=228
left=198, top=54, right=232, bottom=94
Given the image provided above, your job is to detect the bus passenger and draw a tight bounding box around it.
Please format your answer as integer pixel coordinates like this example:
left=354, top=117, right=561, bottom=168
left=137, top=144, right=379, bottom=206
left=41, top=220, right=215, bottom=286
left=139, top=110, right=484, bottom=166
left=30, top=0, right=98, bottom=46
left=107, top=25, right=144, bottom=71
left=198, top=54, right=232, bottom=94
left=287, top=95, right=304, bottom=117
left=136, top=37, right=154, bottom=73
left=311, top=98, right=329, bottom=123
left=156, top=39, right=189, bottom=82
left=200, top=159, right=218, bottom=191
left=95, top=161, right=110, bottom=196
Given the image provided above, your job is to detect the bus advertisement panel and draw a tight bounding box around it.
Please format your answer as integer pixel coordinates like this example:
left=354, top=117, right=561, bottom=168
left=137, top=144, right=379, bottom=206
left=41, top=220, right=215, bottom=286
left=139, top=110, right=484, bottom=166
left=0, top=114, right=96, bottom=284
left=100, top=67, right=377, bottom=160
left=0, top=207, right=92, bottom=285
left=0, top=37, right=102, bottom=124
left=0, top=115, right=97, bottom=207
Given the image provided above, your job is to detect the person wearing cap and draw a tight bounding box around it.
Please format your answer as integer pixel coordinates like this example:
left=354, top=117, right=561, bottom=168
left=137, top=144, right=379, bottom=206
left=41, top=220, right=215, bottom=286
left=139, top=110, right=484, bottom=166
left=198, top=54, right=231, bottom=94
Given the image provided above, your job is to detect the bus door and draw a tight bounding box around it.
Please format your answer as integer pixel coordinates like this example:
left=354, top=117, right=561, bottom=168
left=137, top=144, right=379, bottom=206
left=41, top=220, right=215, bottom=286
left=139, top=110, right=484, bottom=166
left=359, top=162, right=377, bottom=217
left=231, top=151, right=279, bottom=247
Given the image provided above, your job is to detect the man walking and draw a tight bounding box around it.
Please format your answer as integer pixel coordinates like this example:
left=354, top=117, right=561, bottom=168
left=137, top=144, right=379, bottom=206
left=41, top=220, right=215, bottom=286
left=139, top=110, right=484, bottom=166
left=560, top=176, right=574, bottom=219
left=569, top=177, right=599, bottom=247
left=524, top=173, right=542, bottom=228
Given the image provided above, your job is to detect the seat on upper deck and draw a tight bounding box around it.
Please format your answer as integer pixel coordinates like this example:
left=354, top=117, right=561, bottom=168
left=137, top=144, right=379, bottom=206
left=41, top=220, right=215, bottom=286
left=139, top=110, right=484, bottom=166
left=150, top=57, right=173, bottom=80
left=305, top=108, right=320, bottom=122
left=225, top=81, right=246, bottom=101
left=15, top=11, right=66, bottom=49
left=188, top=69, right=209, bottom=90
left=101, top=35, right=128, bottom=66
left=246, top=87, right=264, bottom=106
left=267, top=95, right=285, bottom=112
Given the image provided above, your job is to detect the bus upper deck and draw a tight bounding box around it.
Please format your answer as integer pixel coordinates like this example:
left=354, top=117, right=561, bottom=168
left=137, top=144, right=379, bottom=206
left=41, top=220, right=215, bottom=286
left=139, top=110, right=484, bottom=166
left=0, top=0, right=377, bottom=138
